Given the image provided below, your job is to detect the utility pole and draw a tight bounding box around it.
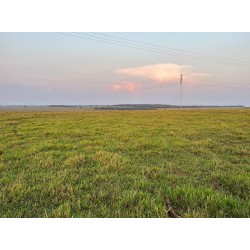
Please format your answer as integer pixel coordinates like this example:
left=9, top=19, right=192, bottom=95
left=180, top=74, right=183, bottom=109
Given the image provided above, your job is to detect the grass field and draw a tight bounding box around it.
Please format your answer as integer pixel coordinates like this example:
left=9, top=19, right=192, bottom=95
left=0, top=108, right=249, bottom=217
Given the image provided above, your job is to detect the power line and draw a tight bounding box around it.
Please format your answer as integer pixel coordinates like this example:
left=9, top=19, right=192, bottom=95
left=57, top=32, right=250, bottom=69
left=75, top=32, right=233, bottom=64
left=58, top=32, right=177, bottom=55
left=60, top=32, right=241, bottom=68
left=89, top=32, right=250, bottom=66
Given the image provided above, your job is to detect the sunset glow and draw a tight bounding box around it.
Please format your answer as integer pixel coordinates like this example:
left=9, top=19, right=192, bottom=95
left=111, top=81, right=142, bottom=93
left=116, top=64, right=211, bottom=85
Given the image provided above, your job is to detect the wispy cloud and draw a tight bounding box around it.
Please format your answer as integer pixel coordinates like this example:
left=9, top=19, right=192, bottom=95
left=111, top=81, right=142, bottom=93
left=116, top=64, right=211, bottom=84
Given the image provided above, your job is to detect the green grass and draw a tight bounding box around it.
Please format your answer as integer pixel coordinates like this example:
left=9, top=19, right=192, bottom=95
left=0, top=109, right=249, bottom=217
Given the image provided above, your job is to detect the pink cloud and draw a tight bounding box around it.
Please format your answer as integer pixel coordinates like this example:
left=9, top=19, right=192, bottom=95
left=111, top=81, right=143, bottom=93
left=116, top=64, right=211, bottom=84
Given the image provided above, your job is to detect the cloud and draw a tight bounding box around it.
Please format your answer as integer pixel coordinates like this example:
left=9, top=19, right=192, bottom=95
left=116, top=64, right=211, bottom=84
left=111, top=81, right=142, bottom=93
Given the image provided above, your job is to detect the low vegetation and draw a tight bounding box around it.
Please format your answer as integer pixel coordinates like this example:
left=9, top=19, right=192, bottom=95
left=0, top=108, right=249, bottom=217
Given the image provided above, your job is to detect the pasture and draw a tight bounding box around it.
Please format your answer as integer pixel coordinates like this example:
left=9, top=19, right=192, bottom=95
left=0, top=108, right=249, bottom=217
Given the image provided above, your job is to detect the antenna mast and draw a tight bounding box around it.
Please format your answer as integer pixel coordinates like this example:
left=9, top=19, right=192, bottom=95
left=180, top=74, right=183, bottom=109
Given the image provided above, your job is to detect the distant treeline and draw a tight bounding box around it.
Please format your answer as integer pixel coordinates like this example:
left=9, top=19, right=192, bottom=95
left=47, top=105, right=84, bottom=108
left=94, top=104, right=245, bottom=110
left=0, top=104, right=246, bottom=110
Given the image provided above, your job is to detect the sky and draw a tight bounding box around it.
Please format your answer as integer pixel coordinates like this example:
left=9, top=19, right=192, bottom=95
left=0, top=32, right=250, bottom=106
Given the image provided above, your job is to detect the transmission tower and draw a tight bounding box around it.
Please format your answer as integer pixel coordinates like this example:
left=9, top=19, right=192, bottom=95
left=180, top=74, right=183, bottom=108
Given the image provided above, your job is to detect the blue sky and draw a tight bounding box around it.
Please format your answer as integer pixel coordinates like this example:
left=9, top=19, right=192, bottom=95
left=0, top=32, right=249, bottom=106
